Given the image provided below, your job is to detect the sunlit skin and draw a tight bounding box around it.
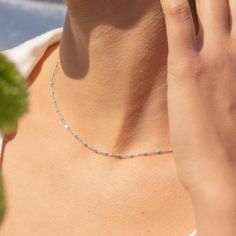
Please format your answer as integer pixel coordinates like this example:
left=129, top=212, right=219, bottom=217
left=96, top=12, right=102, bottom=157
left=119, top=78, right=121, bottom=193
left=1, top=0, right=236, bottom=235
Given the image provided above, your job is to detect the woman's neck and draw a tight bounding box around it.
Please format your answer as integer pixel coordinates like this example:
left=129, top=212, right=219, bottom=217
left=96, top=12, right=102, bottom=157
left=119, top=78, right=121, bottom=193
left=54, top=0, right=172, bottom=154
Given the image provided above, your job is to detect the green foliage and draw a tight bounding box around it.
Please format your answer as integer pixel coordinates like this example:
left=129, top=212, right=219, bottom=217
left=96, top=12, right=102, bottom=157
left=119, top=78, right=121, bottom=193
left=0, top=53, right=29, bottom=224
left=0, top=53, right=29, bottom=134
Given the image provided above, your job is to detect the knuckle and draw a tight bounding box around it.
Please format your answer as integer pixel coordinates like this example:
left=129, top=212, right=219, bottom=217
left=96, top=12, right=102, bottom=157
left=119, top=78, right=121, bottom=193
left=167, top=3, right=192, bottom=22
left=203, top=47, right=235, bottom=69
left=168, top=55, right=203, bottom=78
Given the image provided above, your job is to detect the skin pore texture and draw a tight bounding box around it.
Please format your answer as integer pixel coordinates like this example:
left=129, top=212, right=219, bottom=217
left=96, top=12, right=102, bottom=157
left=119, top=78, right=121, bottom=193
left=58, top=0, right=197, bottom=154
left=0, top=0, right=199, bottom=235
left=58, top=0, right=171, bottom=153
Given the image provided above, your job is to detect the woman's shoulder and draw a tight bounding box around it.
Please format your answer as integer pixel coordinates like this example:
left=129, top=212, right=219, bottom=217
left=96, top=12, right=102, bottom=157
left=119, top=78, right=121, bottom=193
left=0, top=27, right=63, bottom=78
left=0, top=27, right=63, bottom=166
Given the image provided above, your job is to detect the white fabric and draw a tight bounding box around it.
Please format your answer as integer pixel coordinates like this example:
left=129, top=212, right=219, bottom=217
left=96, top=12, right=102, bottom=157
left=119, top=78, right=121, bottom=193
left=1, top=27, right=63, bottom=78
left=0, top=27, right=63, bottom=165
left=0, top=27, right=197, bottom=236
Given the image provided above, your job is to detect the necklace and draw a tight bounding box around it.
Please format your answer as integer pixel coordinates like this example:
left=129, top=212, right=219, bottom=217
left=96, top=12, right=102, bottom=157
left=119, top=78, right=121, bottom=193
left=50, top=61, right=173, bottom=159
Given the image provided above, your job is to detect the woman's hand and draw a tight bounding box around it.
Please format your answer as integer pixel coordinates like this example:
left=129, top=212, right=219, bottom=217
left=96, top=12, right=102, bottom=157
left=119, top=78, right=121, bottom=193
left=160, top=0, right=236, bottom=234
left=160, top=0, right=236, bottom=205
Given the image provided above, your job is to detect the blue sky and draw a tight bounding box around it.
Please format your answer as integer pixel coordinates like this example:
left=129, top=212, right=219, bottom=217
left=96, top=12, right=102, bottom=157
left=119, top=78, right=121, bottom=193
left=0, top=0, right=66, bottom=51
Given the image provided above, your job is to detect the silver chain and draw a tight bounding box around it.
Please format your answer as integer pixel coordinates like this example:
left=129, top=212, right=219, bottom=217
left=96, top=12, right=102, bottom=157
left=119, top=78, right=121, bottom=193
left=50, top=61, right=173, bottom=159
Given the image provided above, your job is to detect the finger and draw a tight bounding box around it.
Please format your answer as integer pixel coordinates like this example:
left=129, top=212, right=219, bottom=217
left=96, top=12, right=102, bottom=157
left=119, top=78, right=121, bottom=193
left=160, top=0, right=198, bottom=58
left=196, top=0, right=229, bottom=38
left=228, top=0, right=236, bottom=34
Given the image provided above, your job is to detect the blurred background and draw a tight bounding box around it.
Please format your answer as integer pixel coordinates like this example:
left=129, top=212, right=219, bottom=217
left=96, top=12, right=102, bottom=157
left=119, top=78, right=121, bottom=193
left=0, top=0, right=66, bottom=51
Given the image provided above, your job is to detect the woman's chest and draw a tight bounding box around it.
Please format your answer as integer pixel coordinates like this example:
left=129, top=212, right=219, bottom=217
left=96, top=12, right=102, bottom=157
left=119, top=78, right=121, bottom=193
left=0, top=73, right=196, bottom=235
left=0, top=132, right=196, bottom=235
